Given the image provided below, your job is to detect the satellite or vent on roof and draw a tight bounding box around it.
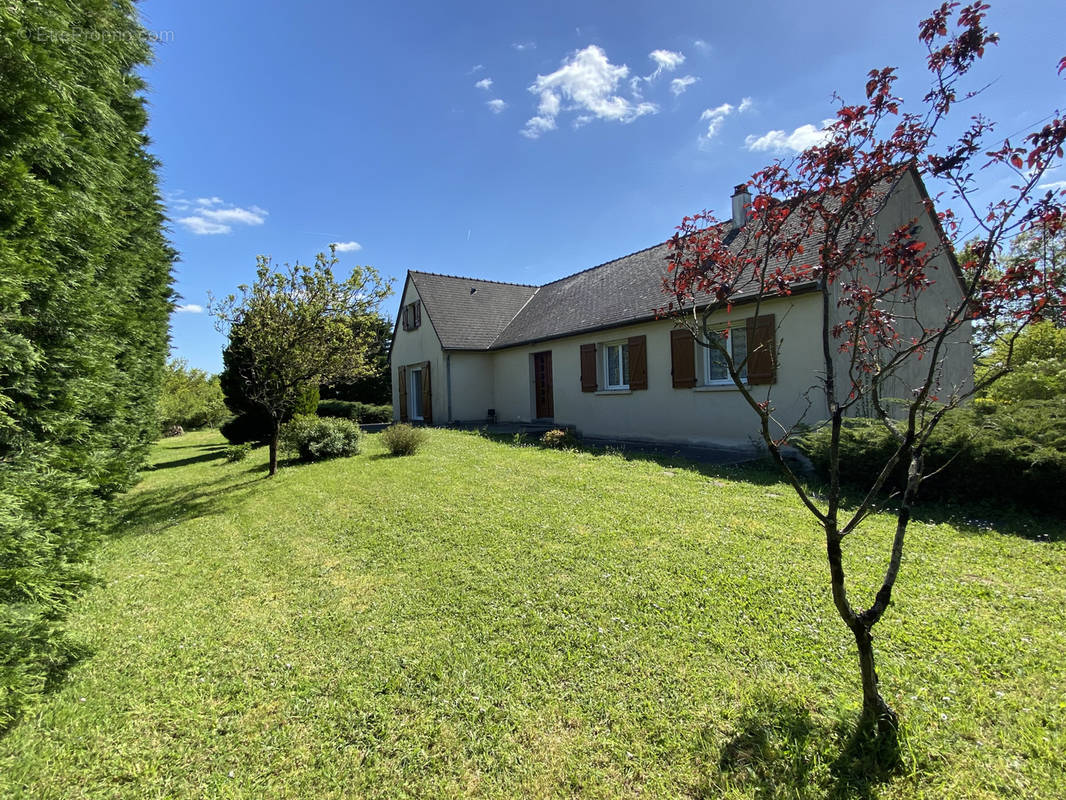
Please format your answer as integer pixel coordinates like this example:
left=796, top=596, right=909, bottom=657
left=470, top=287, right=477, bottom=294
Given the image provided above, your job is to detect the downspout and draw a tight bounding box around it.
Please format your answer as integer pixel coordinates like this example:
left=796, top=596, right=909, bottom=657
left=446, top=352, right=453, bottom=423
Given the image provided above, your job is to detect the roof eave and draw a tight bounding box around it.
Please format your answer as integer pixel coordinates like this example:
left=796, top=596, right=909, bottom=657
left=489, top=283, right=820, bottom=351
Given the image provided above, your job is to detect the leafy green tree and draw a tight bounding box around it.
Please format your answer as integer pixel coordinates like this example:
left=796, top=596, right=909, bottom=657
left=218, top=327, right=278, bottom=444
left=157, top=359, right=229, bottom=431
left=211, top=248, right=391, bottom=475
left=980, top=322, right=1066, bottom=402
left=0, top=1, right=173, bottom=726
left=320, top=312, right=393, bottom=406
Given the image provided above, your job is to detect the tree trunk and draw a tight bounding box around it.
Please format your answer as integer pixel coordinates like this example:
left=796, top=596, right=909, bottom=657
left=854, top=623, right=897, bottom=729
left=827, top=531, right=898, bottom=730
left=268, top=420, right=280, bottom=476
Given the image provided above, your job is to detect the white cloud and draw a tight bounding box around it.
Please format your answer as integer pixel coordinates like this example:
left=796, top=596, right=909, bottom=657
left=649, top=49, right=685, bottom=72
left=332, top=241, right=363, bottom=252
left=632, top=49, right=686, bottom=96
left=513, top=41, right=535, bottom=51
left=475, top=77, right=493, bottom=91
left=469, top=64, right=484, bottom=74
left=700, top=103, right=735, bottom=140
left=177, top=198, right=268, bottom=235
left=198, top=206, right=266, bottom=226
left=486, top=98, right=508, bottom=114
left=1038, top=180, right=1066, bottom=192
left=174, top=303, right=203, bottom=313
left=744, top=120, right=833, bottom=153
left=696, top=98, right=754, bottom=143
left=671, top=75, right=698, bottom=95
left=166, top=191, right=191, bottom=212
left=178, top=217, right=230, bottom=235
left=522, top=45, right=657, bottom=139
left=693, top=39, right=710, bottom=53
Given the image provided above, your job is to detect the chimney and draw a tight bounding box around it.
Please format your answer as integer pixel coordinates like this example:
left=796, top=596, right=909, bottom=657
left=731, top=183, right=751, bottom=229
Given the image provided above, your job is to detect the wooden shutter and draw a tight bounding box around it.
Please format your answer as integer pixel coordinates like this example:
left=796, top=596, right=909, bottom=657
left=420, top=361, right=433, bottom=424
left=670, top=329, right=696, bottom=388
left=398, top=365, right=408, bottom=421
left=579, top=344, right=597, bottom=392
left=401, top=305, right=409, bottom=331
left=414, top=301, right=422, bottom=328
left=627, top=335, right=647, bottom=390
left=746, top=313, right=777, bottom=385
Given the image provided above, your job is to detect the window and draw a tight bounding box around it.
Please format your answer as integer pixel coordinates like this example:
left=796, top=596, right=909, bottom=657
left=582, top=336, right=646, bottom=393
left=705, top=325, right=747, bottom=384
left=401, top=300, right=421, bottom=331
left=408, top=367, right=424, bottom=419
left=603, top=341, right=630, bottom=390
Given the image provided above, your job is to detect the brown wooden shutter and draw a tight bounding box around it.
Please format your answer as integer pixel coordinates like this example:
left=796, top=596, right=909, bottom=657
left=398, top=365, right=408, bottom=421
left=414, top=301, right=422, bottom=328
left=627, top=335, right=647, bottom=390
left=401, top=305, right=409, bottom=331
left=579, top=344, right=597, bottom=392
left=746, top=313, right=777, bottom=385
left=421, top=361, right=433, bottom=423
left=670, top=329, right=696, bottom=388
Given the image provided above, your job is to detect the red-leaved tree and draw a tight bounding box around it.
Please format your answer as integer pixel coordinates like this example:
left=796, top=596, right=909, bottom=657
left=663, top=2, right=1065, bottom=726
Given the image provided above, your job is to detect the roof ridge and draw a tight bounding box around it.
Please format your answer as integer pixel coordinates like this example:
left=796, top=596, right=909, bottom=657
left=536, top=240, right=667, bottom=288
left=489, top=286, right=541, bottom=349
left=409, top=270, right=538, bottom=288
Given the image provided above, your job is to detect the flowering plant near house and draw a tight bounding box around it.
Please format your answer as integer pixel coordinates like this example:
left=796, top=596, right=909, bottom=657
left=663, top=2, right=1065, bottom=727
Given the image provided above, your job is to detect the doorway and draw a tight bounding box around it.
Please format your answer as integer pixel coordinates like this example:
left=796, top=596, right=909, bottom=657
left=532, top=351, right=554, bottom=419
left=408, top=367, right=424, bottom=420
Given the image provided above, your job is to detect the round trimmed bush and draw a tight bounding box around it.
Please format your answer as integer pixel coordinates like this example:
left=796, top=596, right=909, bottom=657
left=280, top=415, right=362, bottom=462
left=381, top=423, right=427, bottom=456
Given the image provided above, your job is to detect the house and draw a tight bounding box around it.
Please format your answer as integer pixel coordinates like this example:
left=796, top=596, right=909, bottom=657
left=388, top=168, right=974, bottom=450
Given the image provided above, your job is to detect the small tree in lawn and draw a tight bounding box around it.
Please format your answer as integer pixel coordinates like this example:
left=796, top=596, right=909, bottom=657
left=211, top=247, right=392, bottom=475
left=663, top=2, right=1064, bottom=727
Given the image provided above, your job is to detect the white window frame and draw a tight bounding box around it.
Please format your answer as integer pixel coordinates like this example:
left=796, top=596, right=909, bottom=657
left=703, top=324, right=748, bottom=385
left=603, top=340, right=630, bottom=391
left=408, top=366, right=424, bottom=420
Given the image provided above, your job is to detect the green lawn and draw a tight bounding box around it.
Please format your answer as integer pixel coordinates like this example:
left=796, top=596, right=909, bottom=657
left=1, top=429, right=1063, bottom=799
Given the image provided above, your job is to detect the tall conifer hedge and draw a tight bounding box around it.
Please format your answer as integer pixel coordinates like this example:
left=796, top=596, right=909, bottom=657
left=0, top=1, right=174, bottom=727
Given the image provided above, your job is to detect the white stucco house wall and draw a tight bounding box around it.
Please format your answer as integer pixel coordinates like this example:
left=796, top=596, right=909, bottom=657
left=388, top=168, right=974, bottom=449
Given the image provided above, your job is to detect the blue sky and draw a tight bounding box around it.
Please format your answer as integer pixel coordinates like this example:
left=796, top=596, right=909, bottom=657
left=140, top=0, right=1065, bottom=372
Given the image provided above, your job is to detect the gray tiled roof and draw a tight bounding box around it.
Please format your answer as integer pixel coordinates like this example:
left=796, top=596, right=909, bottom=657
left=491, top=242, right=674, bottom=348
left=408, top=272, right=537, bottom=350
left=409, top=234, right=812, bottom=351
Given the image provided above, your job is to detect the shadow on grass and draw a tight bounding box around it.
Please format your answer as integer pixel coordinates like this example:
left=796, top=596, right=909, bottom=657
left=149, top=448, right=228, bottom=471
left=244, top=456, right=302, bottom=474
left=0, top=636, right=95, bottom=740
left=695, top=694, right=904, bottom=799
left=111, top=471, right=262, bottom=539
left=910, top=501, right=1064, bottom=543
left=158, top=443, right=228, bottom=451
left=826, top=479, right=1066, bottom=543
left=466, top=429, right=788, bottom=488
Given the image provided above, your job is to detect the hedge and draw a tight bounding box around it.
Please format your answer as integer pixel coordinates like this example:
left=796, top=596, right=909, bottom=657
left=317, top=400, right=392, bottom=424
left=0, top=1, right=173, bottom=727
left=796, top=400, right=1066, bottom=514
